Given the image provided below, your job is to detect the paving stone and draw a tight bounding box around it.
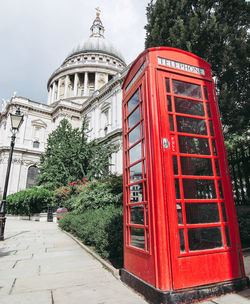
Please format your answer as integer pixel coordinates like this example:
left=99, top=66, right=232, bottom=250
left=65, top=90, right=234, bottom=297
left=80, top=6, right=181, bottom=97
left=1, top=219, right=249, bottom=304
left=0, top=264, right=39, bottom=279
left=12, top=269, right=113, bottom=294
left=0, top=290, right=52, bottom=304
left=52, top=281, right=146, bottom=304
left=238, top=288, right=250, bottom=298
left=0, top=278, right=15, bottom=295
left=210, top=293, right=250, bottom=304
left=0, top=260, right=16, bottom=270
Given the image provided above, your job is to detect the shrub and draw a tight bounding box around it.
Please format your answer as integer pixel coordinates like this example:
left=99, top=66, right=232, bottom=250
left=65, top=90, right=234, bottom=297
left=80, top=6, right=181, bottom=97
left=59, top=205, right=123, bottom=267
left=6, top=187, right=54, bottom=216
left=70, top=175, right=123, bottom=213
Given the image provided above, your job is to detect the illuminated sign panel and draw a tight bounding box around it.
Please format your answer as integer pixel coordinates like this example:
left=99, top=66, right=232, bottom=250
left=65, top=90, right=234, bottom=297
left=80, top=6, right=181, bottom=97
left=158, top=57, right=205, bottom=76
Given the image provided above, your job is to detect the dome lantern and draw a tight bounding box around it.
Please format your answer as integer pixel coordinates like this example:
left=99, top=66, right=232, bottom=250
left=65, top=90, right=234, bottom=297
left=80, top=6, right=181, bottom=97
left=90, top=7, right=104, bottom=38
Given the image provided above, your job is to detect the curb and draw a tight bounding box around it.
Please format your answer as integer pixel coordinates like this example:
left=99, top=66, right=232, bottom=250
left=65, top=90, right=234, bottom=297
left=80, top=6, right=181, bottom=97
left=61, top=229, right=120, bottom=280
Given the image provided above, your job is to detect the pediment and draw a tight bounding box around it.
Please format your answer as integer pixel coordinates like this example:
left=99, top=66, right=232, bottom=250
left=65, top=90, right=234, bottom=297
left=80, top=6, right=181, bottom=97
left=31, top=119, right=47, bottom=128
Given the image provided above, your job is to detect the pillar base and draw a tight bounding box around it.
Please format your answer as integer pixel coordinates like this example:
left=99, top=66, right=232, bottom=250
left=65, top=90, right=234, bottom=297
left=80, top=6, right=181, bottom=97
left=120, top=269, right=249, bottom=304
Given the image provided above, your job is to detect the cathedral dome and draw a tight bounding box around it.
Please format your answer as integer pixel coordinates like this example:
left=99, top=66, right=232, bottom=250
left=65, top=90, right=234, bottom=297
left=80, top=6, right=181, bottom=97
left=65, top=9, right=125, bottom=64
left=47, top=9, right=126, bottom=105
left=67, top=36, right=125, bottom=64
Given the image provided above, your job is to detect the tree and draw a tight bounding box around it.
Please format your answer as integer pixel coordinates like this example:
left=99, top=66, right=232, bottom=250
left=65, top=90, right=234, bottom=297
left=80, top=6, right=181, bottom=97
left=145, top=0, right=250, bottom=139
left=37, top=118, right=113, bottom=188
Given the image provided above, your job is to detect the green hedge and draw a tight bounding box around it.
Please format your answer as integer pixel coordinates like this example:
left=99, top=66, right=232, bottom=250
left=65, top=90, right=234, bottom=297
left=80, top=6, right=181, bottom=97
left=68, top=175, right=123, bottom=213
left=6, top=187, right=54, bottom=215
left=58, top=205, right=123, bottom=268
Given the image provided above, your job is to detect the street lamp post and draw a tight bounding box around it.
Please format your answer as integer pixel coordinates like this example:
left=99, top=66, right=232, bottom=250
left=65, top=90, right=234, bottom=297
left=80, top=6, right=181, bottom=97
left=0, top=108, right=24, bottom=241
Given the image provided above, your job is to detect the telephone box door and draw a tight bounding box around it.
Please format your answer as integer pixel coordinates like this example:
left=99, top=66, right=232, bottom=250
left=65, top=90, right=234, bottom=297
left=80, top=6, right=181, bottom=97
left=157, top=71, right=243, bottom=290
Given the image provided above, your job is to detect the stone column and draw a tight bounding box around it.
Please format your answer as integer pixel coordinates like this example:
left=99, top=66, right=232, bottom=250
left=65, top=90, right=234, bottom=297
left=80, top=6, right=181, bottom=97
left=64, top=75, right=69, bottom=98
left=74, top=73, right=79, bottom=97
left=47, top=87, right=51, bottom=104
left=57, top=78, right=62, bottom=100
left=107, top=107, right=111, bottom=132
left=52, top=82, right=56, bottom=103
left=83, top=72, right=88, bottom=96
left=94, top=72, right=98, bottom=91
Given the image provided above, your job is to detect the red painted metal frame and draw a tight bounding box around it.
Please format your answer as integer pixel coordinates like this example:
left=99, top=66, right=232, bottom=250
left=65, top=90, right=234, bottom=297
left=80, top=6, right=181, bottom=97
left=122, top=47, right=246, bottom=291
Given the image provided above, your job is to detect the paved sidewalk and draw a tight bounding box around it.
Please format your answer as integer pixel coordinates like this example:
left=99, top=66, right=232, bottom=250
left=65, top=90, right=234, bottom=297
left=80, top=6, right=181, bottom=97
left=0, top=219, right=249, bottom=304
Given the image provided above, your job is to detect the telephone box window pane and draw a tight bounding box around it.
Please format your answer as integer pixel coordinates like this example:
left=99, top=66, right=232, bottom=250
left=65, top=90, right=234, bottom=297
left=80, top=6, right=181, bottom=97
left=176, top=116, right=207, bottom=135
left=129, top=142, right=142, bottom=164
left=130, top=227, right=145, bottom=249
left=179, top=229, right=186, bottom=252
left=173, top=156, right=178, bottom=175
left=128, top=124, right=141, bottom=146
left=129, top=162, right=143, bottom=182
left=175, top=179, right=181, bottom=199
left=130, top=205, right=144, bottom=225
left=169, top=114, right=174, bottom=131
left=167, top=95, right=172, bottom=112
left=143, top=140, right=145, bottom=157
left=166, top=78, right=170, bottom=93
left=177, top=204, right=183, bottom=224
left=130, top=183, right=144, bottom=202
left=186, top=203, right=219, bottom=224
left=188, top=227, right=222, bottom=251
left=212, top=139, right=217, bottom=155
left=179, top=136, right=210, bottom=155
left=173, top=80, right=202, bottom=99
left=142, top=121, right=144, bottom=137
left=181, top=157, right=213, bottom=176
left=225, top=226, right=231, bottom=247
left=175, top=97, right=204, bottom=116
left=144, top=160, right=147, bottom=178
left=128, top=107, right=140, bottom=129
left=183, top=179, right=216, bottom=199
left=204, top=86, right=209, bottom=100
left=128, top=90, right=139, bottom=113
left=215, top=159, right=221, bottom=176
left=146, top=229, right=149, bottom=251
left=206, top=103, right=211, bottom=117
left=221, top=202, right=227, bottom=222
left=141, top=103, right=144, bottom=119
left=209, top=120, right=214, bottom=136
left=145, top=205, right=148, bottom=225
left=218, top=180, right=224, bottom=199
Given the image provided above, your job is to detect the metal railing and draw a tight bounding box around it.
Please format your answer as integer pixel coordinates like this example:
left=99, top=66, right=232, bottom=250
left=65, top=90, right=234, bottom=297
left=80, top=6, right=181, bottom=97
left=228, top=144, right=250, bottom=205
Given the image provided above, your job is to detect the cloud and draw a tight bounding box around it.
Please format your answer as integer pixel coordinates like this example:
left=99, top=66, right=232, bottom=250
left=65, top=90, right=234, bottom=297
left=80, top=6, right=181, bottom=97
left=0, top=0, right=149, bottom=106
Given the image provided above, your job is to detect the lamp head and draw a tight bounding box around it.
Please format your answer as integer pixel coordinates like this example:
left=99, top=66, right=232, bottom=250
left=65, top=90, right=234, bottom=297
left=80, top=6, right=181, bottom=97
left=10, top=108, right=24, bottom=132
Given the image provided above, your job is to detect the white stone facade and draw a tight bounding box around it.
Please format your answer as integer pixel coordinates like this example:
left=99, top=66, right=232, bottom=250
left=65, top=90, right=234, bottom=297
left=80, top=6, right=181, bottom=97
left=0, top=12, right=128, bottom=196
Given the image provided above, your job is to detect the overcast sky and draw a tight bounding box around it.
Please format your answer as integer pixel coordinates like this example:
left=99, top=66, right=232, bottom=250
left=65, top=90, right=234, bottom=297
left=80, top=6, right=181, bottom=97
left=0, top=0, right=149, bottom=107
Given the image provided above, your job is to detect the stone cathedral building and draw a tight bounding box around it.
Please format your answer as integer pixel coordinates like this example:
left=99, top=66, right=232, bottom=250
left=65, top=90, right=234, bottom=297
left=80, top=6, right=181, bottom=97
left=0, top=11, right=129, bottom=196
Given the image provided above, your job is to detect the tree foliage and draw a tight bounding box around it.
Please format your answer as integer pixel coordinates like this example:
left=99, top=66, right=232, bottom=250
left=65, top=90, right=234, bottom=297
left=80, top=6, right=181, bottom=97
left=6, top=188, right=54, bottom=215
left=37, top=118, right=113, bottom=188
left=145, top=0, right=250, bottom=138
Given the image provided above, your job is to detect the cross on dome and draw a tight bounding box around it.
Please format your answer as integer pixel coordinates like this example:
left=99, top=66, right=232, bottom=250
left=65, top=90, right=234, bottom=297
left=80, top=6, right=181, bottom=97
left=96, top=7, right=101, bottom=17
left=90, top=8, right=104, bottom=38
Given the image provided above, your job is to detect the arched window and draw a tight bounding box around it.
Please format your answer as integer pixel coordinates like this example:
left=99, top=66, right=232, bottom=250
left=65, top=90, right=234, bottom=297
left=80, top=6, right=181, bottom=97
left=33, top=140, right=40, bottom=148
left=26, top=166, right=38, bottom=188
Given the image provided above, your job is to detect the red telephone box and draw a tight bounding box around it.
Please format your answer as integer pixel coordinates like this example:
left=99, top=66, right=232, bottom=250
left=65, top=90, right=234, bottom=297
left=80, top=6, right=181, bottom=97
left=121, top=47, right=248, bottom=304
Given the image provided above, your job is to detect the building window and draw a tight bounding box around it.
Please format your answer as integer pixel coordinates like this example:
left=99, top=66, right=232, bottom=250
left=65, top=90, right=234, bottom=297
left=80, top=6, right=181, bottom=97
left=26, top=166, right=38, bottom=188
left=33, top=141, right=40, bottom=148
